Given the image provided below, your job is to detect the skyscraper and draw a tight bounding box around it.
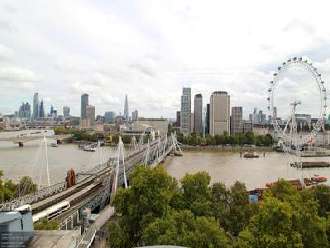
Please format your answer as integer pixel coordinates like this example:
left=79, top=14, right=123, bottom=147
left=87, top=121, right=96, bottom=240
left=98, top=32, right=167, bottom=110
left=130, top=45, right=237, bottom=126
left=205, top=104, right=210, bottom=134
left=39, top=100, right=45, bottom=118
left=50, top=105, right=55, bottom=117
left=209, top=91, right=230, bottom=136
left=18, top=102, right=31, bottom=120
left=253, top=108, right=258, bottom=124
left=132, top=110, right=138, bottom=122
left=81, top=93, right=89, bottom=120
left=176, top=111, right=181, bottom=127
left=63, top=106, right=70, bottom=118
left=104, top=111, right=116, bottom=123
left=124, top=95, right=129, bottom=121
left=86, top=105, right=95, bottom=128
left=33, top=93, right=39, bottom=120
left=180, top=87, right=191, bottom=134
left=194, top=94, right=203, bottom=134
left=231, top=106, right=243, bottom=135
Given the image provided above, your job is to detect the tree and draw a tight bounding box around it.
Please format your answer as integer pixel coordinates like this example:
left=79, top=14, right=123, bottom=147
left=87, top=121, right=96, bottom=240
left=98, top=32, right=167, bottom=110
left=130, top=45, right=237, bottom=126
left=16, top=176, right=37, bottom=196
left=313, top=185, right=330, bottom=217
left=34, top=218, right=59, bottom=230
left=142, top=210, right=231, bottom=248
left=211, top=181, right=255, bottom=236
left=237, top=196, right=303, bottom=248
left=263, top=134, right=273, bottom=146
left=111, top=165, right=178, bottom=246
left=0, top=170, right=16, bottom=202
left=244, top=132, right=255, bottom=145
left=211, top=182, right=231, bottom=223
left=266, top=180, right=328, bottom=248
left=108, top=221, right=131, bottom=248
left=179, top=171, right=212, bottom=216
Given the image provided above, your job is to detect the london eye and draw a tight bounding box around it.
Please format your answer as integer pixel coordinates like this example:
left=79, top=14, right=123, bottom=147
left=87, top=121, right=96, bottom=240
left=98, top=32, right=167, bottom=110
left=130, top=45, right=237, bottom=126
left=267, top=57, right=327, bottom=155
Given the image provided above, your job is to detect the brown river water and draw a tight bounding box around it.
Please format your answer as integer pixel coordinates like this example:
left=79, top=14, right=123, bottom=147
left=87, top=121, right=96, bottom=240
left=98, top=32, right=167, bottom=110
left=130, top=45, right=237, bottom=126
left=165, top=151, right=330, bottom=190
left=1, top=141, right=330, bottom=190
left=0, top=141, right=114, bottom=186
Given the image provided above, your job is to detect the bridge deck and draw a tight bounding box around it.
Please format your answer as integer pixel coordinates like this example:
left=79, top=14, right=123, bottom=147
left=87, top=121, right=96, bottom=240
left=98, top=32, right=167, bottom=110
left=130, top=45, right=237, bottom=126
left=31, top=176, right=95, bottom=212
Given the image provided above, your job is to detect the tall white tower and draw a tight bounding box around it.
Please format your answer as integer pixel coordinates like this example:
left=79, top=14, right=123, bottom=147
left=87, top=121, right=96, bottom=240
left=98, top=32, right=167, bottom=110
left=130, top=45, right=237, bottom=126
left=124, top=95, right=129, bottom=121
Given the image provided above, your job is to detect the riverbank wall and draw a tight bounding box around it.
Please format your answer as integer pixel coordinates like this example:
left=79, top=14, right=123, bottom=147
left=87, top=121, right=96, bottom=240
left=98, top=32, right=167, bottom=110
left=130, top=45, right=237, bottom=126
left=181, top=145, right=273, bottom=152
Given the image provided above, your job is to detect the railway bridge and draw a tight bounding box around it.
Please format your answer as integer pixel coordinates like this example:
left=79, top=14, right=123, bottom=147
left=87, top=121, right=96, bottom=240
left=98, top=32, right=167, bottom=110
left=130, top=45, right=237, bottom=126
left=0, top=133, right=182, bottom=247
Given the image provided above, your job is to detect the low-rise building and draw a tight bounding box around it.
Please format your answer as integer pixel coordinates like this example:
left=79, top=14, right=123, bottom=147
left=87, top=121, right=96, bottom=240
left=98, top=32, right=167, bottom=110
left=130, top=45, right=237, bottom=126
left=0, top=206, right=34, bottom=246
left=132, top=117, right=169, bottom=136
left=243, top=121, right=253, bottom=133
left=252, top=124, right=271, bottom=135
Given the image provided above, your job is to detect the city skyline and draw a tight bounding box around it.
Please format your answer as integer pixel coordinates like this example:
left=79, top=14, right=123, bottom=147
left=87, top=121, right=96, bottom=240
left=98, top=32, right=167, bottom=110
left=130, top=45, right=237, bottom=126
left=1, top=1, right=330, bottom=118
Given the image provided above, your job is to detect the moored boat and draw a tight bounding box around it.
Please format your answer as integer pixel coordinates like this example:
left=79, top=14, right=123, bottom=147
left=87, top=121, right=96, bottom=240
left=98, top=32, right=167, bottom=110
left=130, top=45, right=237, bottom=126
left=243, top=152, right=259, bottom=158
left=83, top=145, right=96, bottom=152
left=290, top=161, right=330, bottom=168
left=311, top=175, right=327, bottom=183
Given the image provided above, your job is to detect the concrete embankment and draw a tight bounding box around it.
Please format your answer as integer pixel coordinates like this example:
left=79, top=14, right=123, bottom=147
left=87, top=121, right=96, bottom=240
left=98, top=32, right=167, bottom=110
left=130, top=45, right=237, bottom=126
left=180, top=145, right=273, bottom=152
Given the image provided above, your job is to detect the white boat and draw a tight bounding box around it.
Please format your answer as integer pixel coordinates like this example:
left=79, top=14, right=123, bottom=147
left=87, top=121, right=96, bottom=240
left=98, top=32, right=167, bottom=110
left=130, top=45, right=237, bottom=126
left=83, top=145, right=96, bottom=152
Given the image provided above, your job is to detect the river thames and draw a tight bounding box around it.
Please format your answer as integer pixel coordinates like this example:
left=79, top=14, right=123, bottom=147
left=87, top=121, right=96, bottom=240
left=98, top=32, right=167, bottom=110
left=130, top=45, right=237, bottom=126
left=1, top=142, right=330, bottom=189
left=0, top=141, right=114, bottom=186
left=166, top=151, right=330, bottom=189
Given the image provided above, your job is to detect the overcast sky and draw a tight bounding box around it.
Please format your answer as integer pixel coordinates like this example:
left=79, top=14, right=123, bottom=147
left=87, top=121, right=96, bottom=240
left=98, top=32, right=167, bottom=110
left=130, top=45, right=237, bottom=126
left=1, top=0, right=330, bottom=119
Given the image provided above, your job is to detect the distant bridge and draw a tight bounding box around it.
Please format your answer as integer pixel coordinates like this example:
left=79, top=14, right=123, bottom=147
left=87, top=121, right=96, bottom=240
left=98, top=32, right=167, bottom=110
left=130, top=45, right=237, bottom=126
left=0, top=129, right=70, bottom=145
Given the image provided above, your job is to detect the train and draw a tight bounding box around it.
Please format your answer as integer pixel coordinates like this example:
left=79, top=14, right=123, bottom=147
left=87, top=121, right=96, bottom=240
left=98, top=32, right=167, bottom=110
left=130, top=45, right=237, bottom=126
left=32, top=201, right=70, bottom=223
left=15, top=204, right=32, bottom=212
left=31, top=180, right=104, bottom=223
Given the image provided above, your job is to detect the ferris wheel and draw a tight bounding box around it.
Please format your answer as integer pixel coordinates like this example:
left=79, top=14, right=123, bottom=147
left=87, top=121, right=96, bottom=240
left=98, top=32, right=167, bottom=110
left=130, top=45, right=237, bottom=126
left=267, top=57, right=327, bottom=153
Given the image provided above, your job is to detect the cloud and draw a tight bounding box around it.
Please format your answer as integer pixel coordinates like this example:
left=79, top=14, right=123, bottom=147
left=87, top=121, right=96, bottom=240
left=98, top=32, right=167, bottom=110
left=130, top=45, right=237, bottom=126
left=283, top=19, right=316, bottom=35
left=0, top=67, right=39, bottom=83
left=1, top=0, right=330, bottom=119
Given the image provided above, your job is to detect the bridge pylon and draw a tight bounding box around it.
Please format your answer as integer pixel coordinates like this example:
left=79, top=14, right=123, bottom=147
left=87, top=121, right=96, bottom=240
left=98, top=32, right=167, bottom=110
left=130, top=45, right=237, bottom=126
left=138, top=133, right=144, bottom=148
left=171, top=132, right=182, bottom=155
left=144, top=139, right=150, bottom=166
left=37, top=135, right=51, bottom=189
left=130, top=136, right=138, bottom=151
left=112, top=136, right=128, bottom=195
